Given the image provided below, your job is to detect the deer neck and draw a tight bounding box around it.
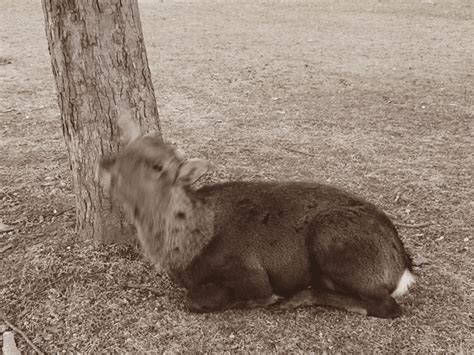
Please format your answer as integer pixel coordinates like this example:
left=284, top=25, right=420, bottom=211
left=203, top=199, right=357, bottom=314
left=136, top=186, right=214, bottom=273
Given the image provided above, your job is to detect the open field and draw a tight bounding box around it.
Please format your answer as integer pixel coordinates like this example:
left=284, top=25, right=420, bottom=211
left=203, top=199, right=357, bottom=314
left=1, top=0, right=473, bottom=352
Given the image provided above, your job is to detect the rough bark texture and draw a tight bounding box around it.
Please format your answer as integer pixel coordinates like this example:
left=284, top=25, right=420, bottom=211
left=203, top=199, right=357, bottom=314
left=42, top=0, right=161, bottom=241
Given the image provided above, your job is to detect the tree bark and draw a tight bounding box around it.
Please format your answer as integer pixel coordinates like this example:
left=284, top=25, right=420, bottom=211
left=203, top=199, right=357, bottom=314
left=42, top=0, right=161, bottom=241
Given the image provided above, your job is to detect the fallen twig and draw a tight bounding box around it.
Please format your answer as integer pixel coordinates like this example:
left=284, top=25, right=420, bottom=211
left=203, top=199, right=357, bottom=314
left=387, top=214, right=431, bottom=229
left=394, top=221, right=431, bottom=229
left=120, top=283, right=164, bottom=296
left=16, top=207, right=75, bottom=234
left=43, top=206, right=75, bottom=219
left=394, top=191, right=401, bottom=203
left=281, top=146, right=316, bottom=157
left=0, top=311, right=44, bottom=355
left=0, top=244, right=14, bottom=253
left=29, top=105, right=53, bottom=112
left=24, top=275, right=70, bottom=297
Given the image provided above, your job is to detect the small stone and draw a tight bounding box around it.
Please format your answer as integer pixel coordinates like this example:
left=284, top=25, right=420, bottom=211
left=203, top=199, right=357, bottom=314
left=2, top=331, right=21, bottom=355
left=0, top=323, right=8, bottom=333
left=412, top=256, right=429, bottom=266
left=0, top=223, right=14, bottom=233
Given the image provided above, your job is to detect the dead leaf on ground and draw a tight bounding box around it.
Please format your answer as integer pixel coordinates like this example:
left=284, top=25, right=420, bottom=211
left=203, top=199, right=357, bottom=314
left=0, top=244, right=14, bottom=253
left=412, top=255, right=430, bottom=267
left=0, top=223, right=15, bottom=233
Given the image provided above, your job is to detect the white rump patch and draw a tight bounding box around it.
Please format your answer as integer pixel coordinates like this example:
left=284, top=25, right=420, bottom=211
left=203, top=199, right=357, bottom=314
left=391, top=269, right=415, bottom=298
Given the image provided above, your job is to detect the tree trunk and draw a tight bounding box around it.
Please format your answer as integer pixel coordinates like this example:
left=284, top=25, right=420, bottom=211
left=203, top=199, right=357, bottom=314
left=42, top=0, right=161, bottom=241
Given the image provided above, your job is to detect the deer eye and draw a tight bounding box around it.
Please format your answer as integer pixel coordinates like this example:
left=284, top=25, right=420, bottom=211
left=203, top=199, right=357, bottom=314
left=151, top=163, right=163, bottom=172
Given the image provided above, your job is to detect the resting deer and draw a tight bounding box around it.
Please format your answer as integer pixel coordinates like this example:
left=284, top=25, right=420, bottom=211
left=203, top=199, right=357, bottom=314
left=98, top=118, right=415, bottom=318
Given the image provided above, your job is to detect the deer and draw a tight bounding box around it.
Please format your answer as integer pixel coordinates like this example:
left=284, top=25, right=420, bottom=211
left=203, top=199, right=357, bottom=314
left=97, top=117, right=415, bottom=318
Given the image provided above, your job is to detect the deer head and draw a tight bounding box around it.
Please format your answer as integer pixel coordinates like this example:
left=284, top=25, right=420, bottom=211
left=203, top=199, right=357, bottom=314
left=97, top=116, right=210, bottom=221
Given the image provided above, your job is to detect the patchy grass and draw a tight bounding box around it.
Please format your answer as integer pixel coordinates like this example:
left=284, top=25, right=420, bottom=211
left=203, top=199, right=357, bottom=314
left=0, top=0, right=472, bottom=352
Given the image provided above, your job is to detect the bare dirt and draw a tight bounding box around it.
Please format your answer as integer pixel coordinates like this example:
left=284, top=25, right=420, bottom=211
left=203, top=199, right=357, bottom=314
left=1, top=0, right=473, bottom=352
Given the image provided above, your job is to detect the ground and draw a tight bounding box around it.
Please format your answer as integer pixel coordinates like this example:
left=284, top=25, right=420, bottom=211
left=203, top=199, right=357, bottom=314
left=0, top=0, right=473, bottom=353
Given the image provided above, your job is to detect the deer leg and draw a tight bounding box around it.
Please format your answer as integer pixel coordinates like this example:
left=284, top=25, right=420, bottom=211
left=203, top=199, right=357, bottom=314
left=303, top=207, right=409, bottom=318
left=231, top=293, right=284, bottom=309
left=185, top=264, right=280, bottom=312
left=186, top=282, right=282, bottom=312
left=223, top=263, right=284, bottom=310
left=186, top=283, right=232, bottom=313
left=282, top=289, right=401, bottom=318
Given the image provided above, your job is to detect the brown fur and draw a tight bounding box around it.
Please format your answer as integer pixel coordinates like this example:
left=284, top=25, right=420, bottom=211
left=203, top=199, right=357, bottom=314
left=98, top=124, right=414, bottom=318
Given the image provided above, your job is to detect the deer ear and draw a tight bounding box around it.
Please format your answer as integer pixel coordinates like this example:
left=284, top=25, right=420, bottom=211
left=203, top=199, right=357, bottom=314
left=118, top=117, right=141, bottom=144
left=97, top=157, right=117, bottom=191
left=176, top=159, right=210, bottom=185
left=117, top=105, right=141, bottom=144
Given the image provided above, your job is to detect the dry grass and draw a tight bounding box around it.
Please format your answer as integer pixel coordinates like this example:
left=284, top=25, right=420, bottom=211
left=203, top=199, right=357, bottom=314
left=1, top=0, right=473, bottom=352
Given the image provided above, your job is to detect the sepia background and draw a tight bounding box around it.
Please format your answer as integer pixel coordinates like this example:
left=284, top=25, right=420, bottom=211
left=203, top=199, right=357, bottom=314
left=1, top=0, right=472, bottom=352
